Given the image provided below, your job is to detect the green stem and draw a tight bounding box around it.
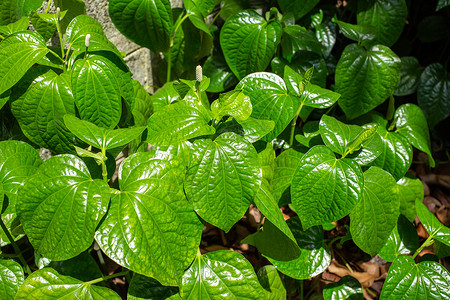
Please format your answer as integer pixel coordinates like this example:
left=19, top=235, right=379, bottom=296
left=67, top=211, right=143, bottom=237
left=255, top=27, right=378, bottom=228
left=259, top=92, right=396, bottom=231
left=45, top=0, right=52, bottom=14
left=0, top=216, right=31, bottom=274
left=289, top=102, right=304, bottom=147
left=412, top=234, right=434, bottom=259
left=47, top=49, right=65, bottom=64
left=166, top=48, right=172, bottom=83
left=166, top=13, right=189, bottom=83
left=299, top=280, right=303, bottom=300
left=86, top=270, right=129, bottom=285
left=195, top=81, right=202, bottom=105
left=101, top=149, right=108, bottom=183
left=55, top=13, right=66, bottom=70
left=386, top=95, right=395, bottom=121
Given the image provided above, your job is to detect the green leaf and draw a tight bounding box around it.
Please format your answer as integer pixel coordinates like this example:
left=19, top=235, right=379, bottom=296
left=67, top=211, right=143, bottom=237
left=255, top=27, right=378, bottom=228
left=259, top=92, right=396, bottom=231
left=0, top=209, right=24, bottom=247
left=380, top=255, right=450, bottom=299
left=211, top=89, right=252, bottom=121
left=151, top=81, right=181, bottom=112
left=0, top=0, right=42, bottom=25
left=11, top=71, right=76, bottom=154
left=182, top=250, right=267, bottom=299
left=128, top=274, right=180, bottom=300
left=257, top=265, right=286, bottom=300
left=95, top=152, right=202, bottom=287
left=437, top=0, right=450, bottom=10
left=202, top=55, right=238, bottom=93
left=147, top=101, right=215, bottom=146
left=17, top=155, right=110, bottom=260
left=183, top=0, right=211, bottom=36
left=108, top=0, right=172, bottom=52
left=315, top=19, right=337, bottom=58
left=132, top=80, right=153, bottom=126
left=277, top=0, right=320, bottom=20
left=395, top=103, right=434, bottom=167
left=291, top=146, right=364, bottom=229
left=30, top=10, right=67, bottom=42
left=416, top=197, right=450, bottom=247
left=281, top=25, right=325, bottom=61
left=15, top=268, right=121, bottom=299
left=0, top=259, right=24, bottom=300
left=267, top=217, right=330, bottom=279
left=379, top=215, right=419, bottom=262
left=397, top=174, right=423, bottom=222
left=47, top=251, right=103, bottom=282
left=236, top=72, right=298, bottom=141
left=63, top=115, right=146, bottom=150
left=220, top=10, right=282, bottom=79
left=417, top=63, right=450, bottom=129
left=71, top=55, right=124, bottom=128
left=0, top=16, right=29, bottom=37
left=334, top=19, right=376, bottom=43
left=301, top=84, right=340, bottom=109
left=357, top=0, right=407, bottom=47
left=350, top=167, right=399, bottom=256
left=54, top=0, right=86, bottom=33
left=394, top=57, right=423, bottom=96
left=336, top=43, right=401, bottom=119
left=0, top=31, right=49, bottom=95
left=215, top=117, right=276, bottom=144
left=272, top=149, right=304, bottom=205
left=185, top=132, right=259, bottom=232
left=323, top=275, right=363, bottom=300
left=65, top=15, right=120, bottom=56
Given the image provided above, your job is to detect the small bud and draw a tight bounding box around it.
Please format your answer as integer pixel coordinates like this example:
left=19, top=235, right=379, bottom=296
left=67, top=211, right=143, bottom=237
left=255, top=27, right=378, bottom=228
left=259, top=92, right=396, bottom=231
left=196, top=65, right=202, bottom=82
left=56, top=7, right=60, bottom=19
left=85, top=34, right=91, bottom=48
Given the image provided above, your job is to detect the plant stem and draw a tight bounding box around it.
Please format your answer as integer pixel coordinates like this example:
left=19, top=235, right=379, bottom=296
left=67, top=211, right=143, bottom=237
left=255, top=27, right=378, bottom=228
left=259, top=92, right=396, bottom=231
left=412, top=234, right=434, bottom=259
left=386, top=95, right=395, bottom=121
left=55, top=12, right=66, bottom=70
left=299, top=280, right=303, bottom=300
left=47, top=49, right=65, bottom=64
left=167, top=13, right=189, bottom=83
left=289, top=102, right=304, bottom=147
left=166, top=48, right=172, bottom=83
left=101, top=149, right=108, bottom=183
left=0, top=216, right=31, bottom=274
left=86, top=270, right=129, bottom=285
left=45, top=0, right=52, bottom=14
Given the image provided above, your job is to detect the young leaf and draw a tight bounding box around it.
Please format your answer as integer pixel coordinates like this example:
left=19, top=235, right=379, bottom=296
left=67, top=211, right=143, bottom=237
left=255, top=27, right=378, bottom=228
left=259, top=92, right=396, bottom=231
left=350, top=167, right=399, bottom=256
left=323, top=275, right=363, bottom=300
left=397, top=175, right=423, bottom=222
left=394, top=103, right=435, bottom=167
left=357, top=0, right=407, bottom=47
left=54, top=0, right=86, bottom=33
left=30, top=10, right=68, bottom=42
left=128, top=274, right=179, bottom=300
left=257, top=265, right=286, bottom=300
left=416, top=198, right=450, bottom=247
left=220, top=10, right=282, bottom=79
left=267, top=217, right=331, bottom=279
left=185, top=132, right=260, bottom=232
left=378, top=215, right=419, bottom=262
left=64, top=115, right=146, bottom=150
left=182, top=250, right=267, bottom=298
left=0, top=259, right=24, bottom=300
left=211, top=89, right=252, bottom=121
left=291, top=146, right=364, bottom=229
left=336, top=43, right=401, bottom=119
left=394, top=56, right=423, bottom=96
left=108, top=0, right=173, bottom=52
left=380, top=256, right=450, bottom=299
left=15, top=268, right=121, bottom=299
left=17, top=155, right=110, bottom=260
left=95, top=152, right=202, bottom=287
left=0, top=31, right=50, bottom=95
left=147, top=101, right=215, bottom=146
left=417, top=63, right=450, bottom=129
left=237, top=72, right=298, bottom=141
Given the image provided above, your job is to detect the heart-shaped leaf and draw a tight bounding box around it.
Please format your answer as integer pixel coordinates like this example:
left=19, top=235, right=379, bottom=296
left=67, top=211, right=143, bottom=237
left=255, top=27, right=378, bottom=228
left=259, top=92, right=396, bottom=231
left=394, top=56, right=423, bottom=96
left=221, top=10, right=282, bottom=79
left=323, top=275, right=363, bottom=300
left=357, top=0, right=407, bottom=46
left=380, top=255, right=450, bottom=299
left=182, top=250, right=267, bottom=298
left=416, top=197, right=450, bottom=247
left=30, top=10, right=67, bottom=42
left=336, top=43, right=401, bottom=119
left=147, top=101, right=215, bottom=146
left=0, top=31, right=50, bottom=95
left=267, top=217, right=331, bottom=279
left=394, top=103, right=434, bottom=167
left=257, top=265, right=286, bottom=300
left=108, top=0, right=172, bottom=52
left=211, top=89, right=252, bottom=121
left=417, top=63, right=450, bottom=129
left=397, top=174, right=423, bottom=222
left=128, top=274, right=180, bottom=300
left=237, top=72, right=298, bottom=141
left=95, top=152, right=202, bottom=286
left=185, top=132, right=260, bottom=232
left=15, top=268, right=121, bottom=299
left=17, top=155, right=110, bottom=260
left=291, top=145, right=364, bottom=229
left=0, top=259, right=24, bottom=300
left=277, top=0, right=320, bottom=20
left=379, top=215, right=419, bottom=262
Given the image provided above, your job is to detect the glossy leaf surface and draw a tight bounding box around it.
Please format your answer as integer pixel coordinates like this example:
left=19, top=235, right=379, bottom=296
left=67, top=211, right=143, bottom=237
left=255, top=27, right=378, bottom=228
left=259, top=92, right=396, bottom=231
left=397, top=175, right=423, bottom=222
left=132, top=80, right=153, bottom=126
left=380, top=255, right=450, bottom=299
left=394, top=56, right=423, bottom=96
left=0, top=17, right=28, bottom=37
left=185, top=132, right=259, bottom=232
left=202, top=55, right=238, bottom=93
left=0, top=259, right=24, bottom=300
left=323, top=275, right=363, bottom=300
left=221, top=10, right=282, bottom=79
left=15, top=268, right=121, bottom=299
left=281, top=25, right=325, bottom=61
left=182, top=250, right=267, bottom=299
left=268, top=217, right=330, bottom=279
left=257, top=265, right=286, bottom=300
left=272, top=148, right=304, bottom=205
left=334, top=19, right=376, bottom=43
left=291, top=146, right=363, bottom=229
left=17, top=155, right=110, bottom=260
left=96, top=152, right=202, bottom=286
left=336, top=43, right=401, bottom=119
left=211, top=90, right=252, bottom=121
left=416, top=198, right=450, bottom=247
left=30, top=11, right=66, bottom=42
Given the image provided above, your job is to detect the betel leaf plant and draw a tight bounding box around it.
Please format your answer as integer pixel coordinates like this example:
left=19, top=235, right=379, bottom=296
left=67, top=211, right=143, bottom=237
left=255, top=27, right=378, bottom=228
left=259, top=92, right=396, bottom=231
left=0, top=0, right=449, bottom=299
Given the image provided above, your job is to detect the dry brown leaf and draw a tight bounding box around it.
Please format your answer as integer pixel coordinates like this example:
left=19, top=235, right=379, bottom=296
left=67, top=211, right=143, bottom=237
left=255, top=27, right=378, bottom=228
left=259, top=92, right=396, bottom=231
left=424, top=196, right=441, bottom=213
left=327, top=260, right=381, bottom=288
left=421, top=174, right=450, bottom=188
left=436, top=206, right=450, bottom=226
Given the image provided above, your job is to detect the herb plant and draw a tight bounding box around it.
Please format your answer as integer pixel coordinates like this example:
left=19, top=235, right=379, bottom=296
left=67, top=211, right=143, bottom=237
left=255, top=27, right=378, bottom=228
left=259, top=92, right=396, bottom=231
left=0, top=0, right=449, bottom=299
